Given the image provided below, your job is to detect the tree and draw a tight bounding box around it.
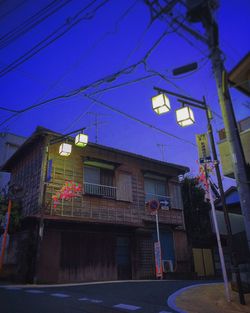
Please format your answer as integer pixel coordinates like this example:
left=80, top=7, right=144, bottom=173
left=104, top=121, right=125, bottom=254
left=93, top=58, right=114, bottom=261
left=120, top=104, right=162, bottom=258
left=181, top=176, right=212, bottom=245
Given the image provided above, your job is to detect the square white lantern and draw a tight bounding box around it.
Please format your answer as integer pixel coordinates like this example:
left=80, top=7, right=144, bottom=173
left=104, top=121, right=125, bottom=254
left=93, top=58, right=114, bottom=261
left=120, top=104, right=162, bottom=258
left=176, top=106, right=195, bottom=127
left=152, top=93, right=171, bottom=115
left=75, top=133, right=88, bottom=147
left=59, top=143, right=72, bottom=156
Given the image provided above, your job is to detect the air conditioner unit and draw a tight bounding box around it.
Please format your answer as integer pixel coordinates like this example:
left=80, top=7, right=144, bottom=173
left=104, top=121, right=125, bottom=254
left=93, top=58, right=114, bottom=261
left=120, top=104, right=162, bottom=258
left=162, top=259, right=173, bottom=273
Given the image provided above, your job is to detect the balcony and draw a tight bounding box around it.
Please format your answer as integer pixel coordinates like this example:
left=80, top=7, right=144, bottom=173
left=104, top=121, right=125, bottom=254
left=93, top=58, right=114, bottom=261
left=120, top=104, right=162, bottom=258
left=84, top=182, right=117, bottom=199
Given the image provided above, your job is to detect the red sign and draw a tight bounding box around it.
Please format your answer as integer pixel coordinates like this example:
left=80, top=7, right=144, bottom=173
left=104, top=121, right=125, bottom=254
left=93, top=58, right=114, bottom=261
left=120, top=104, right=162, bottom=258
left=148, top=199, right=160, bottom=215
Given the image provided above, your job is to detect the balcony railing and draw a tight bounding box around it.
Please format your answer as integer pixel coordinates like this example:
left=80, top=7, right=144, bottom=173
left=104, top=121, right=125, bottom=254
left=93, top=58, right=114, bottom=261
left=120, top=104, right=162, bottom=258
left=84, top=182, right=117, bottom=199
left=145, top=193, right=171, bottom=209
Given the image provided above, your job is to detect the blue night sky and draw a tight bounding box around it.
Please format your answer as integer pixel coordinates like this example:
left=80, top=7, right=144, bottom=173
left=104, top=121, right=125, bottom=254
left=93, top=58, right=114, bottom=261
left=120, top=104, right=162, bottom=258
left=0, top=0, right=249, bottom=187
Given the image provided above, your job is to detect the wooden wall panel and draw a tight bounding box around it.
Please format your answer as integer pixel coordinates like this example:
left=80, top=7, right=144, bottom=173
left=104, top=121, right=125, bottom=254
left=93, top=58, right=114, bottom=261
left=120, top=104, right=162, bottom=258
left=173, top=230, right=190, bottom=272
left=58, top=231, right=117, bottom=282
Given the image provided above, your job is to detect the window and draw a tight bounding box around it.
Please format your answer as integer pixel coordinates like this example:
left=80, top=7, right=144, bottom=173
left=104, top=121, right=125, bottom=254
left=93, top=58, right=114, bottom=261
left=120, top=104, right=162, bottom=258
left=144, top=173, right=170, bottom=207
left=116, top=172, right=133, bottom=202
left=83, top=164, right=116, bottom=198
left=168, top=181, right=183, bottom=209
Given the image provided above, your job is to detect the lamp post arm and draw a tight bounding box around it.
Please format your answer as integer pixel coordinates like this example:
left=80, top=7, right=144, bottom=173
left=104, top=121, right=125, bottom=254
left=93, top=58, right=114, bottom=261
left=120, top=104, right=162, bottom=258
left=153, top=86, right=205, bottom=106
left=49, top=127, right=86, bottom=145
left=177, top=99, right=205, bottom=111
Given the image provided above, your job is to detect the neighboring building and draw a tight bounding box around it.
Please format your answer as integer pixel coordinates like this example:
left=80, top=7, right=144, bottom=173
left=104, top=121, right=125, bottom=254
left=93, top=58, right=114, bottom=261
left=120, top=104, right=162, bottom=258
left=1, top=126, right=189, bottom=283
left=0, top=132, right=26, bottom=192
left=218, top=116, right=250, bottom=178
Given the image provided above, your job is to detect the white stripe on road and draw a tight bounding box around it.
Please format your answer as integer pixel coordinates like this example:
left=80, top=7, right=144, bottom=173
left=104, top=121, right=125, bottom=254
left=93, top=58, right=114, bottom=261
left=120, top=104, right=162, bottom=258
left=113, top=304, right=141, bottom=311
left=78, top=297, right=103, bottom=303
left=25, top=289, right=45, bottom=294
left=90, top=299, right=103, bottom=303
left=50, top=293, right=70, bottom=298
left=4, top=287, right=22, bottom=290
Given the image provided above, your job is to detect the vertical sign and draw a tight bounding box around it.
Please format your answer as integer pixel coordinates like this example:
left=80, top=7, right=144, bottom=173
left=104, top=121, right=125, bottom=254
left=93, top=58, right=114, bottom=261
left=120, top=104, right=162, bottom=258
left=196, top=133, right=211, bottom=163
left=46, top=159, right=53, bottom=182
left=154, top=241, right=163, bottom=278
left=0, top=200, right=12, bottom=270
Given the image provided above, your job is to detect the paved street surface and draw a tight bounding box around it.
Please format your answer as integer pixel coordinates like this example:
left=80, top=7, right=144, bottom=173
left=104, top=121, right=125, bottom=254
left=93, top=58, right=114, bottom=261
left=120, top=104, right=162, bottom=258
left=0, top=280, right=204, bottom=313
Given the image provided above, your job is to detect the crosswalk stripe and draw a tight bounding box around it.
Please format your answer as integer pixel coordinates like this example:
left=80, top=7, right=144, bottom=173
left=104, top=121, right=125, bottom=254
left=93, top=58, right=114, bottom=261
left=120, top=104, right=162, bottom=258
left=113, top=304, right=141, bottom=311
left=25, top=289, right=45, bottom=294
left=90, top=299, right=103, bottom=303
left=50, top=293, right=70, bottom=298
left=4, top=287, right=21, bottom=290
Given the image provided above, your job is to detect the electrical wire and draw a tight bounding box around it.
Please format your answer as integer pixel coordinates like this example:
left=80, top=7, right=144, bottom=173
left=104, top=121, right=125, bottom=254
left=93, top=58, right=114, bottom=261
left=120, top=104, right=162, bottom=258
left=0, top=0, right=73, bottom=49
left=0, top=25, right=172, bottom=116
left=0, top=0, right=109, bottom=77
left=84, top=94, right=197, bottom=147
left=0, top=0, right=27, bottom=22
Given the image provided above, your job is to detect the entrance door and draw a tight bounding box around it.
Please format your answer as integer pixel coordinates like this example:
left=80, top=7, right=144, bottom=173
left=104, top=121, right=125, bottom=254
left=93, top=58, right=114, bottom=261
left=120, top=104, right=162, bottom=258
left=116, top=236, right=132, bottom=280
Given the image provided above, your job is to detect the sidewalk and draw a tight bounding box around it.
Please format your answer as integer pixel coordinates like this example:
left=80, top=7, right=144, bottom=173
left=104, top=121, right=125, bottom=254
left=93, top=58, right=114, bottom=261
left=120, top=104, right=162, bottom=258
left=173, top=283, right=250, bottom=313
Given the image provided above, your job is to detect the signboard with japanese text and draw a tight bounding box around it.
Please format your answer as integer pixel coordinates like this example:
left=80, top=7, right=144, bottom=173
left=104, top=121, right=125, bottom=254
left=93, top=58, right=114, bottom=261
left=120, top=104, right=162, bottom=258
left=196, top=133, right=211, bottom=164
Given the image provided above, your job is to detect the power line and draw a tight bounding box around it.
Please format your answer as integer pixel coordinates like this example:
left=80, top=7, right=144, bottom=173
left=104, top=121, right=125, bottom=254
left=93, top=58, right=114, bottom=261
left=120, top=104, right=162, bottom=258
left=0, top=0, right=27, bottom=22
left=0, top=26, right=171, bottom=118
left=0, top=0, right=109, bottom=77
left=0, top=0, right=73, bottom=49
left=84, top=94, right=196, bottom=147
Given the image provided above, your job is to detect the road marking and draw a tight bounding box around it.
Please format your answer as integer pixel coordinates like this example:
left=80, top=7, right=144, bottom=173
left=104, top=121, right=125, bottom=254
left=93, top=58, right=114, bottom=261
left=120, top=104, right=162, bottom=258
left=90, top=299, right=103, bottom=303
left=25, top=289, right=45, bottom=294
left=159, top=311, right=173, bottom=313
left=4, top=287, right=22, bottom=290
left=113, top=304, right=141, bottom=311
left=50, top=293, right=70, bottom=298
left=78, top=297, right=89, bottom=301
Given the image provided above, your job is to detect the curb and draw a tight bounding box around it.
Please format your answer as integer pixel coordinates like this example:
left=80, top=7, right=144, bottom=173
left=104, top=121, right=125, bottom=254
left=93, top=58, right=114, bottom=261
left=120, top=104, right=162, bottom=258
left=0, top=279, right=179, bottom=289
left=167, top=282, right=221, bottom=313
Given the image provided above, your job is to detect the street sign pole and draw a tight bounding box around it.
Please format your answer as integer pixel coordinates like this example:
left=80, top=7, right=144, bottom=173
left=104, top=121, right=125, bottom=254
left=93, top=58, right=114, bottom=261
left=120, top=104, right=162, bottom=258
left=207, top=172, right=231, bottom=302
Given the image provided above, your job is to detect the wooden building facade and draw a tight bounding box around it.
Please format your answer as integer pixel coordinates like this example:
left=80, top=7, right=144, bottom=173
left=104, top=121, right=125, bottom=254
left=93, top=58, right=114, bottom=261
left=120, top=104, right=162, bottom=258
left=2, top=127, right=189, bottom=283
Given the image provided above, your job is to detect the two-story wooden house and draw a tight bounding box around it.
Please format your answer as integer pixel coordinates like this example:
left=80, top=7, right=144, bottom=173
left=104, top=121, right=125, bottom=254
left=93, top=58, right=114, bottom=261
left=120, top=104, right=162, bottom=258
left=1, top=126, right=189, bottom=283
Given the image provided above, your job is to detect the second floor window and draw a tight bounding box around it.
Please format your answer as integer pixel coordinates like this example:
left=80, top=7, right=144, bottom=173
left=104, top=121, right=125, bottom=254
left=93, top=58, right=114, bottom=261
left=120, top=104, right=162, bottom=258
left=83, top=164, right=116, bottom=198
left=144, top=175, right=168, bottom=203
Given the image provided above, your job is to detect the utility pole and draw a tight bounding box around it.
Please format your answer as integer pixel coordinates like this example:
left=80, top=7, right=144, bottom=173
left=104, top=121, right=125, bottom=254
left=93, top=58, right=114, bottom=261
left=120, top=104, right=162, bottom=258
left=198, top=2, right=250, bottom=253
left=144, top=0, right=249, bottom=304
left=146, top=0, right=250, bottom=252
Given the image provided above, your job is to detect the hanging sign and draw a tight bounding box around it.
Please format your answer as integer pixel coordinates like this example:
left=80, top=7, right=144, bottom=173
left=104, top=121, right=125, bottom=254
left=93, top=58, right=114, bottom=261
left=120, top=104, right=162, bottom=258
left=196, top=133, right=211, bottom=164
left=46, top=159, right=53, bottom=182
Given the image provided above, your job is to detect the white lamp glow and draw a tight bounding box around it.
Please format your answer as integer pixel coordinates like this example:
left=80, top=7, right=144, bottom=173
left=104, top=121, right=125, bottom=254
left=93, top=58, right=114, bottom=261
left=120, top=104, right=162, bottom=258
left=152, top=93, right=171, bottom=115
left=59, top=143, right=72, bottom=156
left=176, top=106, right=195, bottom=127
left=75, top=133, right=88, bottom=147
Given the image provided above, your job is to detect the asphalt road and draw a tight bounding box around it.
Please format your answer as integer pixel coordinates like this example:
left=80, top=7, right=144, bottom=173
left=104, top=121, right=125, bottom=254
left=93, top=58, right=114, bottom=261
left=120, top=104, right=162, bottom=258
left=0, top=280, right=202, bottom=313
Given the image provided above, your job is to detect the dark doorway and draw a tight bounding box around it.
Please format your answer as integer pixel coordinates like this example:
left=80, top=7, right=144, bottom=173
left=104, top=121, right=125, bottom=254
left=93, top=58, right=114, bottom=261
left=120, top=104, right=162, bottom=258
left=116, top=236, right=132, bottom=280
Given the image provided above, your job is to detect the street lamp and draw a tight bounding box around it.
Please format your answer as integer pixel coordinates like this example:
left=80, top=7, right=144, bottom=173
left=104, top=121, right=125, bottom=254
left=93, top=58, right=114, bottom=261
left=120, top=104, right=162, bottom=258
left=151, top=86, right=244, bottom=303
left=75, top=132, right=88, bottom=148
left=176, top=106, right=195, bottom=127
left=152, top=93, right=171, bottom=114
left=50, top=129, right=89, bottom=157
left=59, top=142, right=72, bottom=156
